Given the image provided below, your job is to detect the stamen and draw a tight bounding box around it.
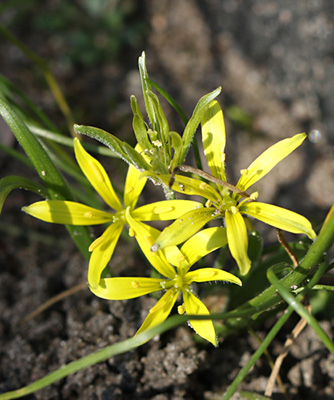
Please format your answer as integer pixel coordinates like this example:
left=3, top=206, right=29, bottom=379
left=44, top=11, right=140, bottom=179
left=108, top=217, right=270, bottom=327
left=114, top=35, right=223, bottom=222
left=230, top=206, right=239, bottom=214
left=128, top=227, right=135, bottom=237
left=205, top=199, right=212, bottom=208
left=178, top=305, right=186, bottom=315
left=152, top=140, right=162, bottom=147
left=131, top=280, right=140, bottom=289
left=240, top=168, right=249, bottom=176
left=126, top=186, right=134, bottom=194
left=199, top=182, right=208, bottom=190
left=151, top=244, right=160, bottom=252
left=250, top=191, right=259, bottom=200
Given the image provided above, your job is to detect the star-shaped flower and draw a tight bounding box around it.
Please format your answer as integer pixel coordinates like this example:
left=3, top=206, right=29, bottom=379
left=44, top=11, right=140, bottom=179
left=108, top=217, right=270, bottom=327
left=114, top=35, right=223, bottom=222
left=91, top=208, right=241, bottom=346
left=146, top=101, right=316, bottom=275
left=22, top=138, right=203, bottom=287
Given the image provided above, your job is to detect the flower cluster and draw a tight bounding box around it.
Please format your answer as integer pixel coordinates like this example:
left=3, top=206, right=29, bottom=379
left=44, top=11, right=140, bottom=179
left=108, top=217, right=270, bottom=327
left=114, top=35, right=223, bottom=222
left=147, top=100, right=316, bottom=275
left=22, top=56, right=316, bottom=345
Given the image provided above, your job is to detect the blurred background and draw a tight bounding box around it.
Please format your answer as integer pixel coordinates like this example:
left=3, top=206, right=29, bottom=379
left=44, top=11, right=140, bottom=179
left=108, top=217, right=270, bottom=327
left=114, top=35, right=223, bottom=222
left=0, top=0, right=333, bottom=224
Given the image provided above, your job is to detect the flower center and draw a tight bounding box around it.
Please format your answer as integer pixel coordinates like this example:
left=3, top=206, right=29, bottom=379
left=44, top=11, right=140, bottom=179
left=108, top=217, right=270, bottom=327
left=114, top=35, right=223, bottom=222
left=214, top=193, right=237, bottom=214
left=164, top=273, right=188, bottom=291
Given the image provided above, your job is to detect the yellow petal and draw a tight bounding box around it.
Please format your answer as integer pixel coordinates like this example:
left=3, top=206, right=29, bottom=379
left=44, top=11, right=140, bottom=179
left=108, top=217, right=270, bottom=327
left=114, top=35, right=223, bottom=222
left=152, top=207, right=218, bottom=251
left=185, top=268, right=242, bottom=286
left=133, top=200, right=203, bottom=221
left=180, top=226, right=228, bottom=268
left=183, top=290, right=217, bottom=346
left=22, top=200, right=114, bottom=225
left=74, top=137, right=123, bottom=211
left=88, top=221, right=124, bottom=288
left=89, top=277, right=164, bottom=300
left=136, top=289, right=179, bottom=335
left=162, top=245, right=190, bottom=270
left=240, top=202, right=316, bottom=240
left=125, top=208, right=176, bottom=279
left=124, top=164, right=147, bottom=209
left=201, top=100, right=226, bottom=181
left=225, top=209, right=251, bottom=275
left=236, top=133, right=307, bottom=192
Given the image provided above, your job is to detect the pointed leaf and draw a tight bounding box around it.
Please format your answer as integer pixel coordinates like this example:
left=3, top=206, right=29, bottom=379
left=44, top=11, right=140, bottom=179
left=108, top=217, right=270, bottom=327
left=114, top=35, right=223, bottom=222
left=0, top=97, right=91, bottom=258
left=138, top=51, right=157, bottom=130
left=0, top=176, right=48, bottom=215
left=147, top=78, right=188, bottom=125
left=147, top=90, right=170, bottom=156
left=178, top=87, right=221, bottom=165
left=74, top=124, right=151, bottom=171
left=130, top=95, right=152, bottom=152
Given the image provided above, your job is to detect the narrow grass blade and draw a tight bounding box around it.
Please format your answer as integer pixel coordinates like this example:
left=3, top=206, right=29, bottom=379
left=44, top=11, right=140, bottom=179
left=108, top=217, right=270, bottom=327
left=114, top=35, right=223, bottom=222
left=0, top=97, right=91, bottom=258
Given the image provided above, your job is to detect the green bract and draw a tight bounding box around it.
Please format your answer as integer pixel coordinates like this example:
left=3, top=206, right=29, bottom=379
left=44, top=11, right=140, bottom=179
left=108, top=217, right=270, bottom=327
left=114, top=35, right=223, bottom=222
left=148, top=100, right=316, bottom=275
left=22, top=138, right=203, bottom=288
left=91, top=208, right=241, bottom=346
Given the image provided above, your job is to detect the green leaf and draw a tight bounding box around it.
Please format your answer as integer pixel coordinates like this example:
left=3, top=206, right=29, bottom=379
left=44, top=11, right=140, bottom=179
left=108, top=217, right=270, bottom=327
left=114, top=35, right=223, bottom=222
left=147, top=78, right=188, bottom=125
left=147, top=91, right=170, bottom=154
left=138, top=51, right=157, bottom=130
left=170, top=131, right=183, bottom=171
left=28, top=124, right=121, bottom=157
left=0, top=176, right=48, bottom=215
left=239, top=391, right=272, bottom=400
left=130, top=95, right=152, bottom=151
left=0, top=97, right=91, bottom=259
left=178, top=86, right=221, bottom=165
left=267, top=266, right=334, bottom=355
left=74, top=124, right=151, bottom=171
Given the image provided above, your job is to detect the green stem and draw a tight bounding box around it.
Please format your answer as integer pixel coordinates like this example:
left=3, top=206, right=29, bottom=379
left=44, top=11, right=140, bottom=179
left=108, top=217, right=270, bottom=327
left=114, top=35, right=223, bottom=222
left=222, top=257, right=329, bottom=400
left=267, top=268, right=334, bottom=355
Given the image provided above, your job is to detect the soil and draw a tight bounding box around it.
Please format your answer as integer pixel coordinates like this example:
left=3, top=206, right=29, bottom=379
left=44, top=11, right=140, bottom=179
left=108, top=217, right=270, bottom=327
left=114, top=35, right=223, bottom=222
left=1, top=1, right=334, bottom=399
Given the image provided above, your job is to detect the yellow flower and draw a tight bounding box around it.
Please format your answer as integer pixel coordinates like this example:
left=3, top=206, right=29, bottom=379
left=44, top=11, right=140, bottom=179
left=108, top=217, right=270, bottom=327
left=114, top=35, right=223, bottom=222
left=148, top=101, right=316, bottom=275
left=22, top=138, right=203, bottom=288
left=91, top=208, right=241, bottom=346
